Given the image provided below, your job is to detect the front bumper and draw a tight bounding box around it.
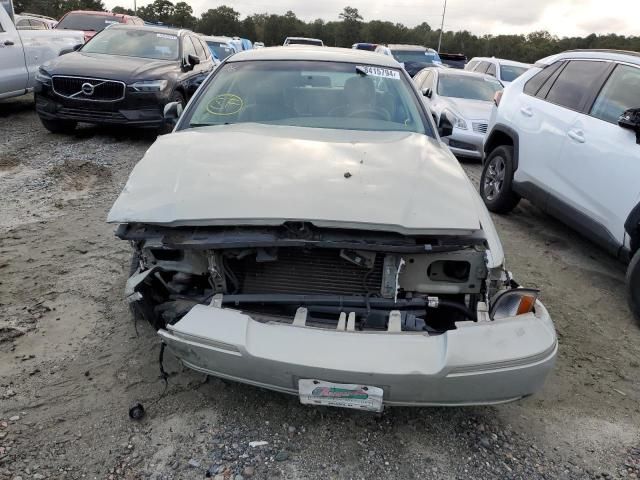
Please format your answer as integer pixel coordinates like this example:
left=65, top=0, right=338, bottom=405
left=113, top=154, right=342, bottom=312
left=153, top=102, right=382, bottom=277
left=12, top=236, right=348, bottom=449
left=444, top=127, right=486, bottom=160
left=35, top=90, right=166, bottom=128
left=158, top=302, right=557, bottom=407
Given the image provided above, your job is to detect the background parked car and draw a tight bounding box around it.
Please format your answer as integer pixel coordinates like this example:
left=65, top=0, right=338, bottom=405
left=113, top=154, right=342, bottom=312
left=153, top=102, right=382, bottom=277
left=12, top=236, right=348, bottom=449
left=0, top=5, right=83, bottom=100
left=201, top=35, right=237, bottom=60
left=15, top=13, right=57, bottom=29
left=283, top=36, right=324, bottom=46
left=414, top=68, right=503, bottom=160
left=253, top=41, right=264, bottom=48
left=466, top=57, right=531, bottom=84
left=439, top=52, right=467, bottom=69
left=55, top=10, right=144, bottom=43
left=480, top=49, right=640, bottom=322
left=375, top=44, right=443, bottom=77
left=34, top=24, right=215, bottom=134
left=352, top=42, right=378, bottom=51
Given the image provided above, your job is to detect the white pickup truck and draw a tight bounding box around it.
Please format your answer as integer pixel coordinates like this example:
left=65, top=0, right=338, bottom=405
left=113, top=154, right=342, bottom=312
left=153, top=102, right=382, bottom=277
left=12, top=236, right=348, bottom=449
left=0, top=2, right=84, bottom=100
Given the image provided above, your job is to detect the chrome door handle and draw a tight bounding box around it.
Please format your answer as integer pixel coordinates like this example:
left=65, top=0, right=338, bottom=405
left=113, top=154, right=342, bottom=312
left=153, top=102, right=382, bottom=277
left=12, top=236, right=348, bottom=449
left=568, top=129, right=585, bottom=143
left=520, top=107, right=533, bottom=117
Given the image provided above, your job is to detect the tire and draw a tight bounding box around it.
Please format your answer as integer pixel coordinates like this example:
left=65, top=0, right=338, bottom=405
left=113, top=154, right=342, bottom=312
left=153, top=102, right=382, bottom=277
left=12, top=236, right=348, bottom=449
left=160, top=91, right=185, bottom=134
left=627, top=249, right=640, bottom=325
left=40, top=117, right=77, bottom=134
left=480, top=145, right=521, bottom=214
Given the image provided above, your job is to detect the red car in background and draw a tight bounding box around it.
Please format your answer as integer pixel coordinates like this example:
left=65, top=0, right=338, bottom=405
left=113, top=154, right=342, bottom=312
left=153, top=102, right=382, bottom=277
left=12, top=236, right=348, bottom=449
left=55, top=10, right=144, bottom=42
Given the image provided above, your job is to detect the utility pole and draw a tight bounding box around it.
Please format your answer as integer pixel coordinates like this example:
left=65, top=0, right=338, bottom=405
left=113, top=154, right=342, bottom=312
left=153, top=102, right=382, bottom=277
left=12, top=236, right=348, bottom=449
left=437, top=0, right=447, bottom=52
left=133, top=0, right=137, bottom=14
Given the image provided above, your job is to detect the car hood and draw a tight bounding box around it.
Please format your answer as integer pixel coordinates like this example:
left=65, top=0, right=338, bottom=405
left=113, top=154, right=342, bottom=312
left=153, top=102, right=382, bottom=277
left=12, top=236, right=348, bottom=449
left=43, top=51, right=176, bottom=83
left=442, top=97, right=493, bottom=121
left=107, top=124, right=484, bottom=236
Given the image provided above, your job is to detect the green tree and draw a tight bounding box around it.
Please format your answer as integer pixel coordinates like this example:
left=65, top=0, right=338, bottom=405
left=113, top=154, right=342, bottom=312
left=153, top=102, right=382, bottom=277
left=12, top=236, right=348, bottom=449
left=198, top=5, right=240, bottom=36
left=338, top=6, right=363, bottom=47
left=170, top=1, right=195, bottom=29
left=112, top=6, right=135, bottom=15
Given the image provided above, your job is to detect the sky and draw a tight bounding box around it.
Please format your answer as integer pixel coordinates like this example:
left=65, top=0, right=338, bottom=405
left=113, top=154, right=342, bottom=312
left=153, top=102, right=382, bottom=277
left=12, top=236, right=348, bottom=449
left=103, top=0, right=640, bottom=38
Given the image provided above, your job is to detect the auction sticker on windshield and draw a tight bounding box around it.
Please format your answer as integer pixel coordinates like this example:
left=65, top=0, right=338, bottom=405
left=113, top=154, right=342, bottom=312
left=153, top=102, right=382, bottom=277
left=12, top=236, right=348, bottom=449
left=299, top=379, right=384, bottom=412
left=157, top=33, right=177, bottom=40
left=356, top=65, right=400, bottom=80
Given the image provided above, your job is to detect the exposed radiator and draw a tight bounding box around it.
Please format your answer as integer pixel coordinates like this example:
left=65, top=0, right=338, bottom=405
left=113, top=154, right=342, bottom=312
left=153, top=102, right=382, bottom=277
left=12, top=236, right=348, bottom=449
left=230, top=248, right=384, bottom=296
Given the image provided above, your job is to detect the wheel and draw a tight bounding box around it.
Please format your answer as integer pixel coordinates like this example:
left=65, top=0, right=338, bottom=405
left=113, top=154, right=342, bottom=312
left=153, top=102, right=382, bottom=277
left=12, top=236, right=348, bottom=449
left=160, top=91, right=185, bottom=134
left=627, top=249, right=640, bottom=325
left=480, top=145, right=520, bottom=213
left=40, top=117, right=77, bottom=134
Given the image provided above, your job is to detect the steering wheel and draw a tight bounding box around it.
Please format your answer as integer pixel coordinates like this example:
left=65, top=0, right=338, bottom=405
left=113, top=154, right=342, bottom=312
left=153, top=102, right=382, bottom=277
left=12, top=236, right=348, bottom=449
left=347, top=107, right=390, bottom=121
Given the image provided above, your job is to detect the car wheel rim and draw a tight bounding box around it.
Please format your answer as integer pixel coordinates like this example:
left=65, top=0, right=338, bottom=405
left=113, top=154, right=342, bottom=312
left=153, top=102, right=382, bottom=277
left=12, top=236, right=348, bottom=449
left=484, top=156, right=506, bottom=201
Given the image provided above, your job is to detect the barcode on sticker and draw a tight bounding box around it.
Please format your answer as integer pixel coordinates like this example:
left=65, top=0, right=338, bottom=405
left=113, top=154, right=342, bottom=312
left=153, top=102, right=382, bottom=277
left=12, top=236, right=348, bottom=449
left=356, top=65, right=400, bottom=80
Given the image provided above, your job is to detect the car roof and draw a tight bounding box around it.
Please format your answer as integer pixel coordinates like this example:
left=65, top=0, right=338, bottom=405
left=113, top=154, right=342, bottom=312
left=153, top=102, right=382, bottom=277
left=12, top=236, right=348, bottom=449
left=469, top=57, right=531, bottom=67
left=434, top=68, right=498, bottom=80
left=537, top=49, right=640, bottom=67
left=108, top=24, right=187, bottom=35
left=387, top=44, right=427, bottom=51
left=62, top=10, right=135, bottom=19
left=229, top=46, right=401, bottom=68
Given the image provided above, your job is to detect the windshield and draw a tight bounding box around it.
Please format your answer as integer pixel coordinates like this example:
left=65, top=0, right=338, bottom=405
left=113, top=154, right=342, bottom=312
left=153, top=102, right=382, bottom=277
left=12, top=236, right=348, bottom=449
left=287, top=38, right=322, bottom=46
left=183, top=60, right=430, bottom=135
left=392, top=50, right=441, bottom=64
left=206, top=41, right=234, bottom=60
left=437, top=74, right=503, bottom=101
left=57, top=13, right=123, bottom=31
left=81, top=29, right=179, bottom=60
left=500, top=64, right=528, bottom=82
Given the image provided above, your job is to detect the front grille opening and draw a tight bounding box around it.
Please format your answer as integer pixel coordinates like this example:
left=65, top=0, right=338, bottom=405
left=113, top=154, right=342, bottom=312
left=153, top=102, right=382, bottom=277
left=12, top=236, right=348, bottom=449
left=227, top=248, right=383, bottom=296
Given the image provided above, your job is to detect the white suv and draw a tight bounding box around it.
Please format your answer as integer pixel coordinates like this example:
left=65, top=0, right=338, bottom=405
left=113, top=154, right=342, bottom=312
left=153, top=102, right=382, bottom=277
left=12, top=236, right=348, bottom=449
left=480, top=49, right=640, bottom=322
left=466, top=57, right=531, bottom=85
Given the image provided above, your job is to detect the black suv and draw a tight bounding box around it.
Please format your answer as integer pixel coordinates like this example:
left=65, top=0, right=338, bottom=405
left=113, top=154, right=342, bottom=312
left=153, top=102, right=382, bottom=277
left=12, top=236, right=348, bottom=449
left=35, top=25, right=215, bottom=133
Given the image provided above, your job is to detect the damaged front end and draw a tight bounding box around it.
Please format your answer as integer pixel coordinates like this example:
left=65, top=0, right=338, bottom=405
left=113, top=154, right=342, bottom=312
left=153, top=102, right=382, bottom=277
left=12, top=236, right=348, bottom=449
left=118, top=222, right=557, bottom=408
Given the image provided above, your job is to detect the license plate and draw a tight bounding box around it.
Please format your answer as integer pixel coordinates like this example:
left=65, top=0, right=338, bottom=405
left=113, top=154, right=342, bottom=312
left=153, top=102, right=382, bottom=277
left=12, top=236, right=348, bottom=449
left=298, top=379, right=383, bottom=412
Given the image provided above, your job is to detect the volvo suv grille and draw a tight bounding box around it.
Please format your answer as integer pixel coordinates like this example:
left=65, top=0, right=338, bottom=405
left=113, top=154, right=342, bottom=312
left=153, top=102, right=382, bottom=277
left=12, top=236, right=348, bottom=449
left=52, top=76, right=125, bottom=102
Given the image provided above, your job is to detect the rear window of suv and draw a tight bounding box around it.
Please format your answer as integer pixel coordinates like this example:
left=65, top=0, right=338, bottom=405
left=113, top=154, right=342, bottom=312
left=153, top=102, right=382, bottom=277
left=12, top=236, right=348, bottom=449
left=57, top=13, right=123, bottom=32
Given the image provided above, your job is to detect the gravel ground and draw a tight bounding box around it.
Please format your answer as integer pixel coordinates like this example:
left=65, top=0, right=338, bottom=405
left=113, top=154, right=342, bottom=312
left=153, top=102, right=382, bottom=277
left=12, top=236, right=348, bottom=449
left=1, top=95, right=639, bottom=480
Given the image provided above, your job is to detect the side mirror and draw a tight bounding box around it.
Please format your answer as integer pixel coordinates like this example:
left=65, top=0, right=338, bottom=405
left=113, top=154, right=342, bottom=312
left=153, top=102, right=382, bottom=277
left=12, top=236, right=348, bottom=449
left=184, top=54, right=200, bottom=70
left=438, top=114, right=454, bottom=138
left=421, top=88, right=432, bottom=99
left=59, top=43, right=83, bottom=56
left=163, top=101, right=183, bottom=129
left=618, top=107, right=640, bottom=144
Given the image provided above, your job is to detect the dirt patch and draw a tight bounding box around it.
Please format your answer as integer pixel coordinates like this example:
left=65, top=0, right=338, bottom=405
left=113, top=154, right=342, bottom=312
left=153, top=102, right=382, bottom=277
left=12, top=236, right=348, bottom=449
left=48, top=160, right=111, bottom=191
left=0, top=326, right=24, bottom=343
left=0, top=155, right=20, bottom=171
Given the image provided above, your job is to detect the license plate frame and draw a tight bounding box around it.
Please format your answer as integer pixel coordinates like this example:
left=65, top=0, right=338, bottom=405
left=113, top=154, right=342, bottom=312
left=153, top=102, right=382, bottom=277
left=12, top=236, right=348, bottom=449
left=298, top=379, right=384, bottom=412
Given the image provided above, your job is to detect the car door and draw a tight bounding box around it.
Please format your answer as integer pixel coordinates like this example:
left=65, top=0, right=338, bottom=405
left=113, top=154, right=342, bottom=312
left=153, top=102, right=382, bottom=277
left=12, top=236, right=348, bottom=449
left=553, top=62, right=640, bottom=251
left=0, top=13, right=27, bottom=96
left=514, top=60, right=611, bottom=206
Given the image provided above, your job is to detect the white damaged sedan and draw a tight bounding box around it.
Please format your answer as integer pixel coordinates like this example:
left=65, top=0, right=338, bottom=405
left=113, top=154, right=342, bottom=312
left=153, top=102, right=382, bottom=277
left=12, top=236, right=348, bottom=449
left=108, top=47, right=557, bottom=411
